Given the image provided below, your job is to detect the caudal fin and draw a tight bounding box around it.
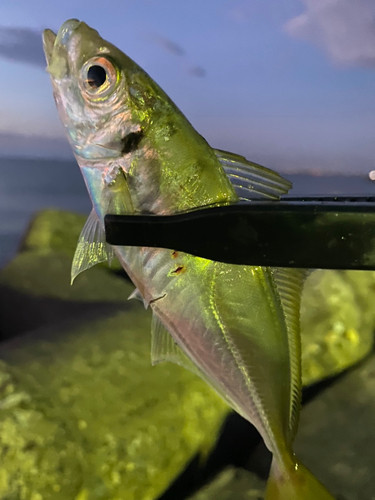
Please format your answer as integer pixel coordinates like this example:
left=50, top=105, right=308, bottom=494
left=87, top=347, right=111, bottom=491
left=265, top=458, right=336, bottom=500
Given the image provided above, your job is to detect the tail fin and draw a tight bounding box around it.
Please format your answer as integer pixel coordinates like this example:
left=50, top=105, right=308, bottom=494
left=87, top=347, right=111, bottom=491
left=265, top=458, right=335, bottom=500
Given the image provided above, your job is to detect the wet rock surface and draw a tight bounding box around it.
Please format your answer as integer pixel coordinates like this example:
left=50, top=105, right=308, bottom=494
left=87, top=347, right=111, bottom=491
left=0, top=208, right=375, bottom=500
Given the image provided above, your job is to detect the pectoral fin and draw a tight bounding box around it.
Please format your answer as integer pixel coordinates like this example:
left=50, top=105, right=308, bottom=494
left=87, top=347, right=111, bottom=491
left=71, top=209, right=114, bottom=284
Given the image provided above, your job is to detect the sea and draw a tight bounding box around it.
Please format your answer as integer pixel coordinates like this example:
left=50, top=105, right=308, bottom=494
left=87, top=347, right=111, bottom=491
left=1, top=156, right=375, bottom=268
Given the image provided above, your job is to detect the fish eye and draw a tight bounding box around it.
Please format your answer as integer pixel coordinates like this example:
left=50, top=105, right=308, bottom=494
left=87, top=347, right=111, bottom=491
left=81, top=56, right=118, bottom=98
left=87, top=65, right=107, bottom=89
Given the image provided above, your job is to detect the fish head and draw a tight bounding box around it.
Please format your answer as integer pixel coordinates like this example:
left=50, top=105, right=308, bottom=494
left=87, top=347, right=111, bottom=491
left=43, top=19, right=143, bottom=162
left=43, top=20, right=236, bottom=217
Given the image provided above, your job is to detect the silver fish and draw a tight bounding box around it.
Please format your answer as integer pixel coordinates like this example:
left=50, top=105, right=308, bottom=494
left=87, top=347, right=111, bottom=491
left=43, top=19, right=335, bottom=499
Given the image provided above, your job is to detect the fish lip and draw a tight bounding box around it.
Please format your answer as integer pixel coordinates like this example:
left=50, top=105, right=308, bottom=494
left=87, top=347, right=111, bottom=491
left=42, top=29, right=56, bottom=67
left=55, top=18, right=81, bottom=46
left=43, top=19, right=82, bottom=68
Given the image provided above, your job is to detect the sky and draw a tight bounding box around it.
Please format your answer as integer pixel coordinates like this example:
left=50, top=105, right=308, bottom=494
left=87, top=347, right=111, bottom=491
left=0, top=0, right=374, bottom=174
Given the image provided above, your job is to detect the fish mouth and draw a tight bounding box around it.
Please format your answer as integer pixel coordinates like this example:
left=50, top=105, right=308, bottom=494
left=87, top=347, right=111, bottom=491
left=42, top=29, right=56, bottom=66
left=42, top=19, right=82, bottom=69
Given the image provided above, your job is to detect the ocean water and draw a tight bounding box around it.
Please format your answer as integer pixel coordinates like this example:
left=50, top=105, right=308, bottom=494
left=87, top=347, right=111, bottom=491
left=0, top=156, right=374, bottom=268
left=0, top=157, right=90, bottom=268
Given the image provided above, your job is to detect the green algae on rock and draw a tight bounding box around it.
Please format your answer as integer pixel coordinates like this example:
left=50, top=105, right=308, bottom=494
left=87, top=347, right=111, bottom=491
left=0, top=251, right=128, bottom=304
left=21, top=209, right=87, bottom=257
left=0, top=251, right=138, bottom=339
left=301, top=270, right=375, bottom=386
left=0, top=259, right=229, bottom=500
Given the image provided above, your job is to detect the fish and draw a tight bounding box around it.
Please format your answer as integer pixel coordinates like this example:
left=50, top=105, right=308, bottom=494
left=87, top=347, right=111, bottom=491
left=43, top=19, right=336, bottom=499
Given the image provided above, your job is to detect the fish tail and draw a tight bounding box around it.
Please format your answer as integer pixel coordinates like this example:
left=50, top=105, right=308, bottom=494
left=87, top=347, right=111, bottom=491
left=265, top=456, right=335, bottom=500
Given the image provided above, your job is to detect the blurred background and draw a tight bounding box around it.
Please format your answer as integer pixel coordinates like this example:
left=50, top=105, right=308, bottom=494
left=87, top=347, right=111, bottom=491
left=1, top=0, right=375, bottom=266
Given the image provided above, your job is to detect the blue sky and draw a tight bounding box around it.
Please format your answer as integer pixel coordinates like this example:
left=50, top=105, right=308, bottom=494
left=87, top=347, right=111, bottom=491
left=0, top=0, right=374, bottom=173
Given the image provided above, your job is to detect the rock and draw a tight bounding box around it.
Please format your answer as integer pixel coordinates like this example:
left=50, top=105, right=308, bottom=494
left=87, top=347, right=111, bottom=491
left=187, top=468, right=265, bottom=500
left=294, top=352, right=375, bottom=500
left=0, top=252, right=131, bottom=339
left=21, top=209, right=87, bottom=257
left=300, top=270, right=375, bottom=386
left=0, top=253, right=228, bottom=500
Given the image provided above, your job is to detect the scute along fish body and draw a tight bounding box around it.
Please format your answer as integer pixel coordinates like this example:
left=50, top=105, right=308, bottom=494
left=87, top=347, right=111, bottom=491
left=43, top=20, right=336, bottom=499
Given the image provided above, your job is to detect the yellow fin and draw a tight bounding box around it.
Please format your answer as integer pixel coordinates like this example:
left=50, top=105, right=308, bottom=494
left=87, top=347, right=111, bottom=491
left=265, top=458, right=336, bottom=500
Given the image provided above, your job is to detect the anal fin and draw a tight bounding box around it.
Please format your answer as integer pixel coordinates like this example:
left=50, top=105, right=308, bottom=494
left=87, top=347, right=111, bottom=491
left=150, top=312, right=240, bottom=415
left=151, top=313, right=201, bottom=376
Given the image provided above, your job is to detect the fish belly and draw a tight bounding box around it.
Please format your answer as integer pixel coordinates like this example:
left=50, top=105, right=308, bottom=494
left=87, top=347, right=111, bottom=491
left=116, top=246, right=292, bottom=457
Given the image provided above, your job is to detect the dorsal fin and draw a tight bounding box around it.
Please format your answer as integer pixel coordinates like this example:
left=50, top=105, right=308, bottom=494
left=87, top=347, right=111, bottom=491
left=215, top=149, right=292, bottom=200
left=71, top=209, right=114, bottom=284
left=271, top=267, right=309, bottom=439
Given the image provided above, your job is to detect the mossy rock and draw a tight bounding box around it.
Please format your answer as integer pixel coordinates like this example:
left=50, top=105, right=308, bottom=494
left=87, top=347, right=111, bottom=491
left=0, top=254, right=228, bottom=500
left=301, top=270, right=375, bottom=385
left=21, top=209, right=87, bottom=257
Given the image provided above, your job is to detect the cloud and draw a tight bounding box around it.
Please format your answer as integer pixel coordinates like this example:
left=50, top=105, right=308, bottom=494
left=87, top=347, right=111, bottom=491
left=147, top=32, right=205, bottom=77
left=187, top=65, right=206, bottom=78
left=153, top=35, right=185, bottom=56
left=0, top=27, right=45, bottom=68
left=284, top=0, right=375, bottom=67
left=227, top=1, right=261, bottom=24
